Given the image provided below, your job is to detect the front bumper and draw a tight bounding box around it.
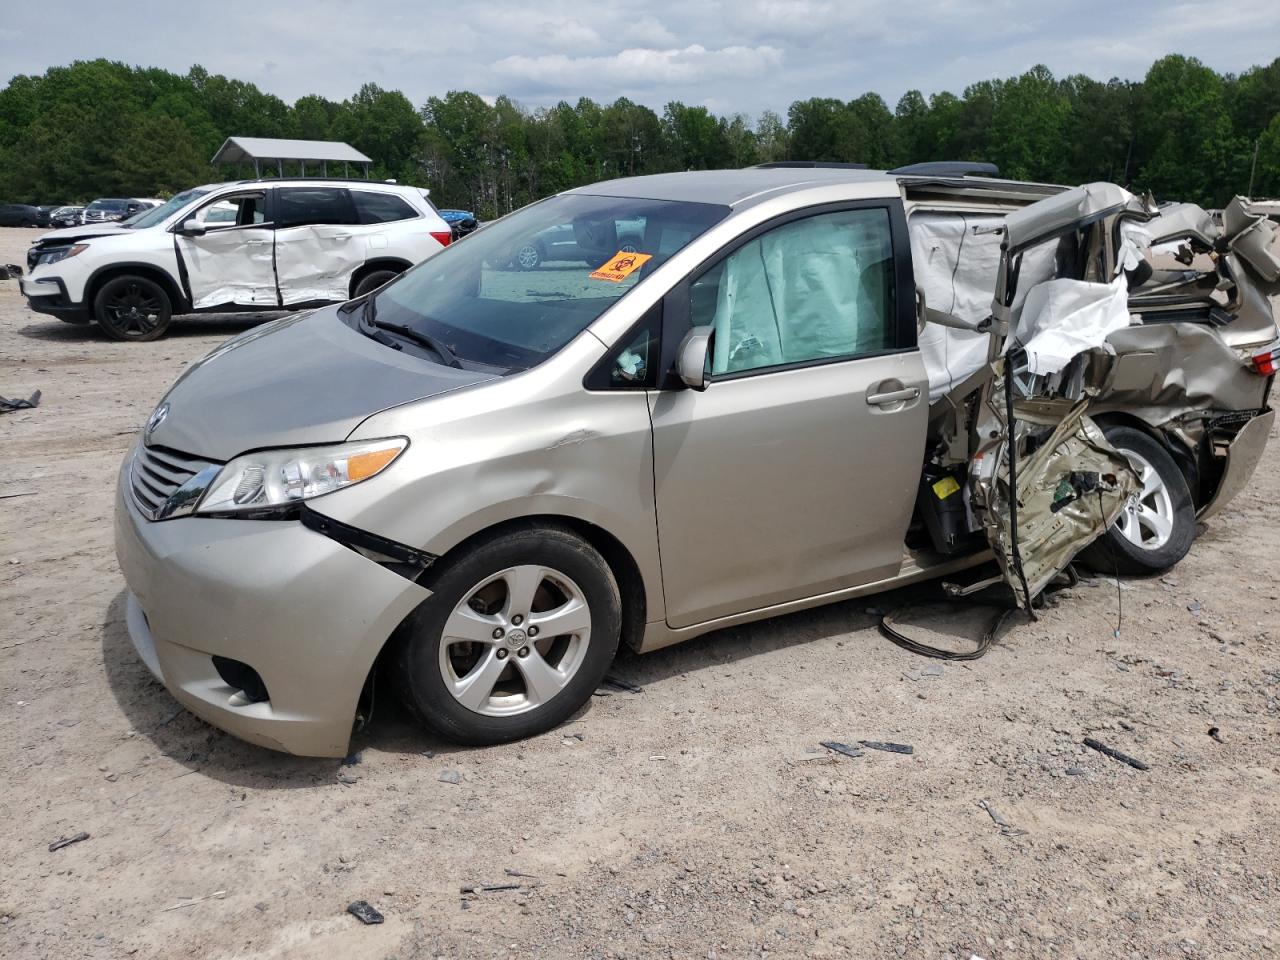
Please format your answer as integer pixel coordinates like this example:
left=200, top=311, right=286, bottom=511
left=20, top=274, right=90, bottom=323
left=113, top=456, right=431, bottom=757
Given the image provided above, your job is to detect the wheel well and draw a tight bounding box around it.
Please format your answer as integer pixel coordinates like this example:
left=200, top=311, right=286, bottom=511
left=86, top=265, right=183, bottom=314
left=430, top=515, right=649, bottom=653
left=1090, top=411, right=1202, bottom=503
left=349, top=259, right=410, bottom=298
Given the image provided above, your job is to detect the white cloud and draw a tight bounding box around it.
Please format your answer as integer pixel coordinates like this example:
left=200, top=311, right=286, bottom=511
left=492, top=43, right=784, bottom=91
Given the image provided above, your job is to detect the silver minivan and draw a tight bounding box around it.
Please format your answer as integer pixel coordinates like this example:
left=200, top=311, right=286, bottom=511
left=115, top=166, right=1278, bottom=756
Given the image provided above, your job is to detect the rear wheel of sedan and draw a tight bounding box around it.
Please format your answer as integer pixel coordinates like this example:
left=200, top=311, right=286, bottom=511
left=1080, top=424, right=1196, bottom=575
left=353, top=268, right=400, bottom=298
left=392, top=524, right=621, bottom=745
left=515, top=242, right=541, bottom=270
left=94, top=274, right=173, bottom=341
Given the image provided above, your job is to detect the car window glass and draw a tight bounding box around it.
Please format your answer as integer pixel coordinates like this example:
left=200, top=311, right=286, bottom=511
left=352, top=191, right=418, bottom=225
left=276, top=187, right=357, bottom=228
left=195, top=194, right=267, bottom=228
left=691, top=208, right=896, bottom=376
left=369, top=194, right=726, bottom=371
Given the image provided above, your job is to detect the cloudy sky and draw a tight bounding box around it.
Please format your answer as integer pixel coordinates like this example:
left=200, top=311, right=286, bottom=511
left=3, top=0, right=1277, bottom=117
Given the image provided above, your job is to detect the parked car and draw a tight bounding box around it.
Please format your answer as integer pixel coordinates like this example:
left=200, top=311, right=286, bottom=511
left=0, top=203, right=45, bottom=227
left=438, top=208, right=480, bottom=242
left=507, top=217, right=645, bottom=270
left=112, top=165, right=1278, bottom=756
left=22, top=178, right=454, bottom=340
left=49, top=205, right=84, bottom=228
left=82, top=198, right=147, bottom=223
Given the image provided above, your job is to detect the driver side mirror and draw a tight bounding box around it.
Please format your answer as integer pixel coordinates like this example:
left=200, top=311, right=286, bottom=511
left=180, top=218, right=206, bottom=237
left=676, top=325, right=713, bottom=391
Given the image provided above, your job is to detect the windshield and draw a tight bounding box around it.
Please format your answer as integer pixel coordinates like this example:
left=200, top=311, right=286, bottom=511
left=367, top=193, right=728, bottom=370
left=126, top=187, right=216, bottom=229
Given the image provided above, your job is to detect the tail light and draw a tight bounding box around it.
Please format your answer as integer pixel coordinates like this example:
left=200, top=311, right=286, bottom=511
left=429, top=231, right=451, bottom=247
left=1251, top=341, right=1280, bottom=375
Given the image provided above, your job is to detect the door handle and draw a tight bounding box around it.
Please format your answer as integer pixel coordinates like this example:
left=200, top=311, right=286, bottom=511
left=332, top=233, right=351, bottom=240
left=866, top=387, right=920, bottom=406
left=245, top=238, right=269, bottom=245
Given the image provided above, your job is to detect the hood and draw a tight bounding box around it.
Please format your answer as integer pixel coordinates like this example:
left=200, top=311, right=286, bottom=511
left=148, top=305, right=496, bottom=461
left=35, top=223, right=131, bottom=243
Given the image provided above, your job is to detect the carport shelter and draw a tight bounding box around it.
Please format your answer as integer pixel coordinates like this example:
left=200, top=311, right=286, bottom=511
left=211, top=138, right=373, bottom=178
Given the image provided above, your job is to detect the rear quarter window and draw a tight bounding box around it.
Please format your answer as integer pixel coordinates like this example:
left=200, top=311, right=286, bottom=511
left=352, top=191, right=419, bottom=225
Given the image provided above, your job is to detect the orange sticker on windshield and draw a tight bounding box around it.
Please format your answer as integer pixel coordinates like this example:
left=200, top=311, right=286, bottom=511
left=590, top=251, right=652, bottom=282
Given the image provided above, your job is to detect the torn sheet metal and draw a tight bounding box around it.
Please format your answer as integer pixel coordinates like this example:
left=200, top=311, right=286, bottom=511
left=1003, top=182, right=1149, bottom=254
left=1222, top=196, right=1280, bottom=283
left=1014, top=276, right=1132, bottom=376
left=976, top=401, right=1137, bottom=605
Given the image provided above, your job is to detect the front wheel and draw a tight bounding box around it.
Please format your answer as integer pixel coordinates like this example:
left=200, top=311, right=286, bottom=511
left=94, top=274, right=173, bottom=341
left=1080, top=425, right=1196, bottom=574
left=392, top=524, right=621, bottom=745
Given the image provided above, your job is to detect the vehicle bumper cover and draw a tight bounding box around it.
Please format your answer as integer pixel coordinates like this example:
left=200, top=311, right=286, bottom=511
left=1198, top=407, right=1275, bottom=520
left=113, top=459, right=431, bottom=757
left=20, top=274, right=90, bottom=322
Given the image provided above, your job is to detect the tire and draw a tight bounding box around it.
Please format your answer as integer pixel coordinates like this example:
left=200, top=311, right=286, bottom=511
left=93, top=274, right=173, bottom=341
left=392, top=523, right=621, bottom=745
left=618, top=235, right=641, bottom=254
left=1079, top=424, right=1196, bottom=575
left=353, top=268, right=400, bottom=298
left=514, top=242, right=541, bottom=270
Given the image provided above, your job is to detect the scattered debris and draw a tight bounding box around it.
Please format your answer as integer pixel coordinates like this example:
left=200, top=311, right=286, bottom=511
left=1083, top=737, right=1149, bottom=771
left=820, top=741, right=865, bottom=759
left=48, top=831, right=89, bottom=852
left=0, top=491, right=36, bottom=500
left=438, top=770, right=461, bottom=785
left=859, top=740, right=914, bottom=755
left=503, top=868, right=539, bottom=879
left=599, top=674, right=644, bottom=694
left=162, top=890, right=227, bottom=911
left=341, top=750, right=363, bottom=766
left=978, top=800, right=1027, bottom=837
left=462, top=883, right=521, bottom=894
left=346, top=900, right=384, bottom=925
left=648, top=754, right=667, bottom=761
left=1208, top=726, right=1225, bottom=743
left=337, top=771, right=360, bottom=786
left=0, top=389, right=41, bottom=413
left=1065, top=766, right=1088, bottom=776
left=1187, top=601, right=1203, bottom=614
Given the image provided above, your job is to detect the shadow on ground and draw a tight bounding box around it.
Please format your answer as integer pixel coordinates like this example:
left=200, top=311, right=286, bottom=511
left=100, top=560, right=1022, bottom=787
left=17, top=312, right=280, bottom=343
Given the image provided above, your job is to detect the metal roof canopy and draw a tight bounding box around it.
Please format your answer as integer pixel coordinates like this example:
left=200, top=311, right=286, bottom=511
left=211, top=137, right=373, bottom=178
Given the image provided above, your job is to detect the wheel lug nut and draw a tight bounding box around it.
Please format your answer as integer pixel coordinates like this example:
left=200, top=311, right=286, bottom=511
left=512, top=614, right=524, bottom=626
left=492, top=627, right=504, bottom=639
left=517, top=647, right=530, bottom=658
left=497, top=649, right=508, bottom=660
left=527, top=625, right=539, bottom=637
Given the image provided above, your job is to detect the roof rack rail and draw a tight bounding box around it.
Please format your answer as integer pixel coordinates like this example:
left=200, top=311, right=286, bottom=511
left=889, top=161, right=1000, bottom=177
left=754, top=161, right=870, bottom=170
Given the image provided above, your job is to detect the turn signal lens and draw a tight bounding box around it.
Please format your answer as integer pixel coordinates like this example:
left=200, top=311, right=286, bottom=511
left=347, top=446, right=401, bottom=482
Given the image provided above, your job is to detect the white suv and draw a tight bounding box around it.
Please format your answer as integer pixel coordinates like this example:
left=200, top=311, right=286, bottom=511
left=21, top=179, right=453, bottom=340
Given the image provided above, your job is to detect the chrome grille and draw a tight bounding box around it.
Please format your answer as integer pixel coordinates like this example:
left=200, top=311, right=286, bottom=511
left=130, top=445, right=219, bottom=520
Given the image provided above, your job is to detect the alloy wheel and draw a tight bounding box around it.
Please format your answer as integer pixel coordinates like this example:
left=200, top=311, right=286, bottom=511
left=438, top=564, right=592, bottom=716
left=1115, top=449, right=1174, bottom=550
left=103, top=281, right=164, bottom=336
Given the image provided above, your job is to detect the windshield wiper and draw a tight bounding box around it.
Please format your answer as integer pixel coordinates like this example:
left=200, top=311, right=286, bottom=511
left=372, top=318, right=463, bottom=369
left=350, top=297, right=404, bottom=352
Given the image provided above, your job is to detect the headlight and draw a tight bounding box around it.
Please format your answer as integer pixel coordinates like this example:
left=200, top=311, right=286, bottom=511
left=37, top=243, right=88, bottom=266
left=195, top=438, right=408, bottom=516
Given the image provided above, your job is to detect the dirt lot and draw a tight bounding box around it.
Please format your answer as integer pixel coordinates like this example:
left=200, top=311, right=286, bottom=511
left=2, top=224, right=1278, bottom=960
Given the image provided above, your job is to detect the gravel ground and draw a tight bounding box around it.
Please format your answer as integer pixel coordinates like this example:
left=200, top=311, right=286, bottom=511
left=2, top=225, right=1278, bottom=959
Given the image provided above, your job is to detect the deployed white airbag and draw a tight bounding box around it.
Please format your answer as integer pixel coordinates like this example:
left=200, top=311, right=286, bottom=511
left=909, top=212, right=1057, bottom=400
left=1014, top=275, right=1131, bottom=375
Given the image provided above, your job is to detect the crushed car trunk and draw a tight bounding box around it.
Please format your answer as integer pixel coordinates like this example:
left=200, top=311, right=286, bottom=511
left=907, top=180, right=1279, bottom=608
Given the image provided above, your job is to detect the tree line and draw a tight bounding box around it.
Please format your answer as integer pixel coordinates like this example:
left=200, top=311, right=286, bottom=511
left=0, top=55, right=1277, bottom=216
